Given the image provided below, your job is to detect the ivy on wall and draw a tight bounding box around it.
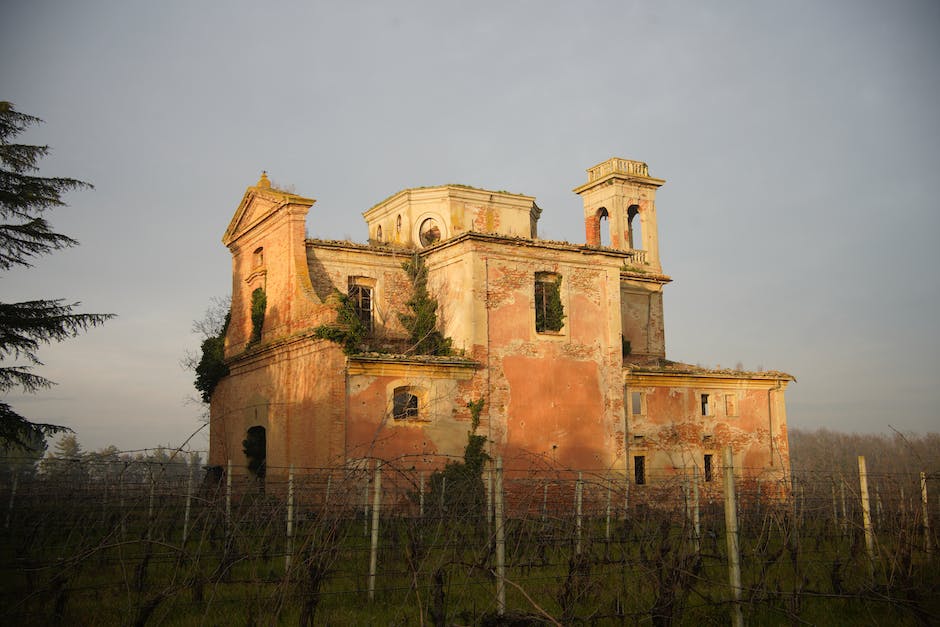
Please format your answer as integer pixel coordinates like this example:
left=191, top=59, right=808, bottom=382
left=313, top=291, right=368, bottom=355
left=249, top=287, right=266, bottom=344
left=398, top=254, right=452, bottom=356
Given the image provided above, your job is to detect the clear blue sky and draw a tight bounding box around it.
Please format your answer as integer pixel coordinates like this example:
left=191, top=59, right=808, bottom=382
left=2, top=0, right=938, bottom=452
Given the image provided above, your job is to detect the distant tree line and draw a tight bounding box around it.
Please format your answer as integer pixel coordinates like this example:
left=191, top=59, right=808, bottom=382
left=788, top=427, right=940, bottom=477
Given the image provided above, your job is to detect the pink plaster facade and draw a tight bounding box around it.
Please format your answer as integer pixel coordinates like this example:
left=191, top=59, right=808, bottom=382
left=209, top=160, right=792, bottom=490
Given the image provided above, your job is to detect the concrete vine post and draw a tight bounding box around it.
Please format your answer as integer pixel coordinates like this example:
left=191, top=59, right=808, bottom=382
left=286, top=465, right=294, bottom=572
left=575, top=472, right=583, bottom=555
left=542, top=483, right=548, bottom=523
left=494, top=456, right=505, bottom=616
left=723, top=446, right=744, bottom=627
left=692, top=465, right=701, bottom=554
left=368, top=462, right=382, bottom=602
left=419, top=471, right=425, bottom=518
left=858, top=456, right=875, bottom=572
left=226, top=459, right=232, bottom=525
left=147, top=467, right=155, bottom=542
left=605, top=482, right=612, bottom=545
left=921, top=472, right=930, bottom=554
left=324, top=471, right=332, bottom=513
left=486, top=461, right=493, bottom=540
left=183, top=457, right=193, bottom=544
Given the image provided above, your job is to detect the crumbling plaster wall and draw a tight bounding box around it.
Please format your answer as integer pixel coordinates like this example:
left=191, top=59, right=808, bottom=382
left=466, top=240, right=628, bottom=470
left=625, top=374, right=791, bottom=486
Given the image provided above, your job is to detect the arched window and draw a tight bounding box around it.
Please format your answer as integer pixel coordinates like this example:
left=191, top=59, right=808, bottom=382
left=376, top=225, right=383, bottom=242
left=597, top=208, right=610, bottom=247
left=243, top=425, right=266, bottom=480
left=393, top=386, right=420, bottom=420
left=396, top=214, right=402, bottom=234
left=252, top=247, right=264, bottom=268
left=627, top=205, right=642, bottom=250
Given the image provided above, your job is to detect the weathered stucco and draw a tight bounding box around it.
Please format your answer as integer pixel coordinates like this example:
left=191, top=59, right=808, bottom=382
left=209, top=159, right=793, bottom=491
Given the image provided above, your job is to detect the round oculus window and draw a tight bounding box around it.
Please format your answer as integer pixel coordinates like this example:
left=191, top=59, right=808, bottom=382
left=419, top=218, right=442, bottom=247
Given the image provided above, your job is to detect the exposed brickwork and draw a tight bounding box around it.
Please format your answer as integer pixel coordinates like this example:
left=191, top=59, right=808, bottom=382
left=210, top=161, right=792, bottom=490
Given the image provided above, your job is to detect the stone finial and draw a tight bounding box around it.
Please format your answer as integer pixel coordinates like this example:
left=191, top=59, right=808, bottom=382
left=257, top=171, right=271, bottom=188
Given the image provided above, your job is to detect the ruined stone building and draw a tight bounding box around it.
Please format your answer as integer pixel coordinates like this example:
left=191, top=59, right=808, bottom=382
left=209, top=157, right=793, bottom=488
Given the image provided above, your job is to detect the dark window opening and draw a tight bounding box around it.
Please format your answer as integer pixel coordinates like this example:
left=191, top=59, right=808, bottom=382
left=622, top=335, right=632, bottom=357
left=393, top=387, right=419, bottom=420
left=348, top=282, right=373, bottom=334
left=634, top=455, right=646, bottom=485
left=701, top=393, right=710, bottom=416
left=243, top=425, right=266, bottom=480
left=535, top=272, right=565, bottom=333
left=704, top=454, right=713, bottom=483
left=376, top=225, right=383, bottom=242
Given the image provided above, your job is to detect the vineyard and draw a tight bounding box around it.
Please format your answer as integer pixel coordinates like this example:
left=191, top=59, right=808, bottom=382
left=1, top=452, right=938, bottom=625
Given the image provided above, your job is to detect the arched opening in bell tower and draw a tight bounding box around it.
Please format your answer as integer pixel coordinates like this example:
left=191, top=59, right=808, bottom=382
left=627, top=205, right=643, bottom=250
left=597, top=207, right=610, bottom=247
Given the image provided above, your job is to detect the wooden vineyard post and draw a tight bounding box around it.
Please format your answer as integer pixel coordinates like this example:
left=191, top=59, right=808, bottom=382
left=286, top=465, right=294, bottom=572
left=921, top=472, right=931, bottom=554
left=723, top=446, right=744, bottom=627
left=368, top=462, right=382, bottom=602
left=858, top=456, right=875, bottom=569
left=494, top=456, right=505, bottom=616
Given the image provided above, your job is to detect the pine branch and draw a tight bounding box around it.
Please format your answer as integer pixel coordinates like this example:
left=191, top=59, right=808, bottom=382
left=0, top=299, right=113, bottom=362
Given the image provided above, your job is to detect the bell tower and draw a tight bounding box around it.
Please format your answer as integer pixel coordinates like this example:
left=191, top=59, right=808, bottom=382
left=573, top=157, right=665, bottom=272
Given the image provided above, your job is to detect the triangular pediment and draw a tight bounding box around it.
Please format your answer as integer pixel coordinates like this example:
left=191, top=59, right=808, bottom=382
left=222, top=173, right=315, bottom=247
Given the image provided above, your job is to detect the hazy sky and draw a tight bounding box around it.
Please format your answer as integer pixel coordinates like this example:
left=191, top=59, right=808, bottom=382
left=2, top=0, right=938, bottom=453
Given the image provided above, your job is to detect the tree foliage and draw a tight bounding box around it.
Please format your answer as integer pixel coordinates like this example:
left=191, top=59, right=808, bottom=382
left=186, top=296, right=230, bottom=404
left=0, top=102, right=113, bottom=447
left=398, top=254, right=452, bottom=356
left=428, top=397, right=489, bottom=515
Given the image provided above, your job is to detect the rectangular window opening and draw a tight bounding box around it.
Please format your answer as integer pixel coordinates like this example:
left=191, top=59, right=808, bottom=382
left=631, top=391, right=643, bottom=416
left=700, top=393, right=710, bottom=416
left=704, top=454, right=713, bottom=483
left=634, top=455, right=646, bottom=485
left=534, top=272, right=565, bottom=333
left=348, top=281, right=373, bottom=334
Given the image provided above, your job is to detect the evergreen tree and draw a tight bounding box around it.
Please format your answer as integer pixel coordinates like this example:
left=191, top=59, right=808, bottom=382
left=0, top=102, right=113, bottom=447
left=398, top=254, right=452, bottom=356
